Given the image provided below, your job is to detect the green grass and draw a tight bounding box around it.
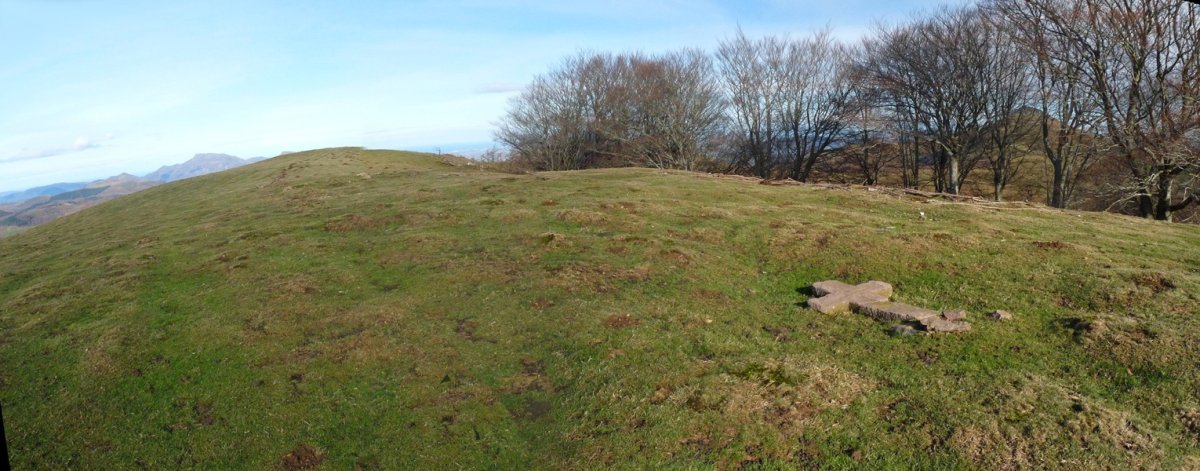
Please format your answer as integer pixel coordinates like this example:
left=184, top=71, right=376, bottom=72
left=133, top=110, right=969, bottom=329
left=1, top=147, right=1199, bottom=469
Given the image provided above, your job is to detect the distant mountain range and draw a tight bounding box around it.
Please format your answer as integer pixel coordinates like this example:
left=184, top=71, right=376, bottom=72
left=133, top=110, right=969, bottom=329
left=145, top=153, right=266, bottom=182
left=0, top=181, right=90, bottom=204
left=0, top=153, right=266, bottom=237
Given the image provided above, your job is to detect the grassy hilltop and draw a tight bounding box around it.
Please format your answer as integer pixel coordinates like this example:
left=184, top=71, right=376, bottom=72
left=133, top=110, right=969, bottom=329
left=1, top=148, right=1199, bottom=469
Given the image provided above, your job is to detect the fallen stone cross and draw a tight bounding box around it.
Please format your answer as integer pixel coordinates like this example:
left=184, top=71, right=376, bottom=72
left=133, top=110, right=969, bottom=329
left=806, top=280, right=971, bottom=333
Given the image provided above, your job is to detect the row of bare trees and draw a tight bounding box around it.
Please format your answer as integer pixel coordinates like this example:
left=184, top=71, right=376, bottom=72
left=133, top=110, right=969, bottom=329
left=716, top=29, right=855, bottom=181
left=991, top=0, right=1200, bottom=219
left=495, top=0, right=1200, bottom=221
left=495, top=51, right=725, bottom=172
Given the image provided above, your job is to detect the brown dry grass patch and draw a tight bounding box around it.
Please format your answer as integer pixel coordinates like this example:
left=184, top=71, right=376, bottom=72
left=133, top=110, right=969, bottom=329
left=692, top=289, right=725, bottom=300
left=499, top=208, right=539, bottom=223
left=1129, top=272, right=1177, bottom=294
left=83, top=327, right=122, bottom=376
left=669, top=228, right=726, bottom=244
left=693, top=207, right=734, bottom=220
left=659, top=249, right=692, bottom=267
left=663, top=359, right=873, bottom=443
left=598, top=201, right=638, bottom=211
left=377, top=251, right=431, bottom=266
left=545, top=263, right=654, bottom=293
left=556, top=209, right=609, bottom=226
left=1180, top=409, right=1200, bottom=440
left=324, top=213, right=404, bottom=232
left=950, top=423, right=1050, bottom=470
left=950, top=375, right=1160, bottom=470
left=719, top=361, right=873, bottom=440
left=538, top=232, right=567, bottom=247
left=272, top=276, right=320, bottom=298
left=322, top=331, right=396, bottom=364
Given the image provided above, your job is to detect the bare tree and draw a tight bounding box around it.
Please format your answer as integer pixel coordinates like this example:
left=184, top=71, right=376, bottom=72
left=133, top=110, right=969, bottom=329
left=840, top=56, right=898, bottom=186
left=778, top=29, right=854, bottom=182
left=891, top=92, right=925, bottom=189
left=716, top=31, right=787, bottom=178
left=1004, top=0, right=1200, bottom=219
left=990, top=0, right=1105, bottom=208
left=496, top=51, right=725, bottom=172
left=859, top=8, right=995, bottom=195
left=499, top=2, right=1200, bottom=223
left=624, top=51, right=727, bottom=171
left=978, top=15, right=1039, bottom=201
left=495, top=54, right=598, bottom=170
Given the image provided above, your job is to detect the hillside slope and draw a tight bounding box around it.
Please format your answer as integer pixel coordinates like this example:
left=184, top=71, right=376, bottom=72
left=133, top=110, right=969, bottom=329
left=0, top=174, right=160, bottom=237
left=1, top=148, right=1198, bottom=469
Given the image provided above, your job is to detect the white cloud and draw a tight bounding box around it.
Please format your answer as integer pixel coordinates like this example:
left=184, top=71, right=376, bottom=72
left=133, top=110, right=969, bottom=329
left=0, top=134, right=113, bottom=163
left=473, top=83, right=524, bottom=94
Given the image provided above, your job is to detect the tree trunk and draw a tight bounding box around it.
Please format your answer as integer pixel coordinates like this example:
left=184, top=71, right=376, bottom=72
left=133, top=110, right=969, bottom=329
left=1138, top=190, right=1155, bottom=219
left=1154, top=177, right=1174, bottom=221
left=862, top=139, right=877, bottom=186
left=799, top=141, right=820, bottom=183
left=933, top=145, right=947, bottom=193
left=992, top=149, right=1006, bottom=202
left=1050, top=158, right=1066, bottom=208
left=909, top=142, right=920, bottom=189
left=789, top=126, right=804, bottom=181
left=948, top=152, right=960, bottom=195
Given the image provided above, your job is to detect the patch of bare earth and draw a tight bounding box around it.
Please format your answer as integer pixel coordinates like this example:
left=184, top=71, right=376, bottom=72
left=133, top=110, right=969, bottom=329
left=603, top=314, right=640, bottom=329
left=501, top=358, right=554, bottom=394
left=279, top=444, right=326, bottom=471
left=1032, top=240, right=1070, bottom=250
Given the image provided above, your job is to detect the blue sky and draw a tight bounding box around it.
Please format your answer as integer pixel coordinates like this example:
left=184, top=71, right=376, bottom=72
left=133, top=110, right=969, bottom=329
left=0, top=0, right=953, bottom=192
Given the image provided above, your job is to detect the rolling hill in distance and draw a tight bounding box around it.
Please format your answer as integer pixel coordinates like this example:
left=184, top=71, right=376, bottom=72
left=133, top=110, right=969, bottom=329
left=0, top=182, right=91, bottom=204
left=1, top=148, right=1198, bottom=468
left=0, top=153, right=265, bottom=237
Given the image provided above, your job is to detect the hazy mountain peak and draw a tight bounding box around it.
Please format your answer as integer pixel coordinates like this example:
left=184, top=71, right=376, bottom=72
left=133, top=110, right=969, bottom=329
left=87, top=173, right=148, bottom=188
left=144, top=153, right=255, bottom=182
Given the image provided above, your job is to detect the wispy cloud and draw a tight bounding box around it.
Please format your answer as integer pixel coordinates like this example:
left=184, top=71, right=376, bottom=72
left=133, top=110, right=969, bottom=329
left=1, top=135, right=111, bottom=163
left=473, top=82, right=524, bottom=94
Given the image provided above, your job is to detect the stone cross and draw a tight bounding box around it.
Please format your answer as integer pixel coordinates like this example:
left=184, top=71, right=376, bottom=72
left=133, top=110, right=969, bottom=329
left=807, top=280, right=893, bottom=314
left=806, top=280, right=971, bottom=333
